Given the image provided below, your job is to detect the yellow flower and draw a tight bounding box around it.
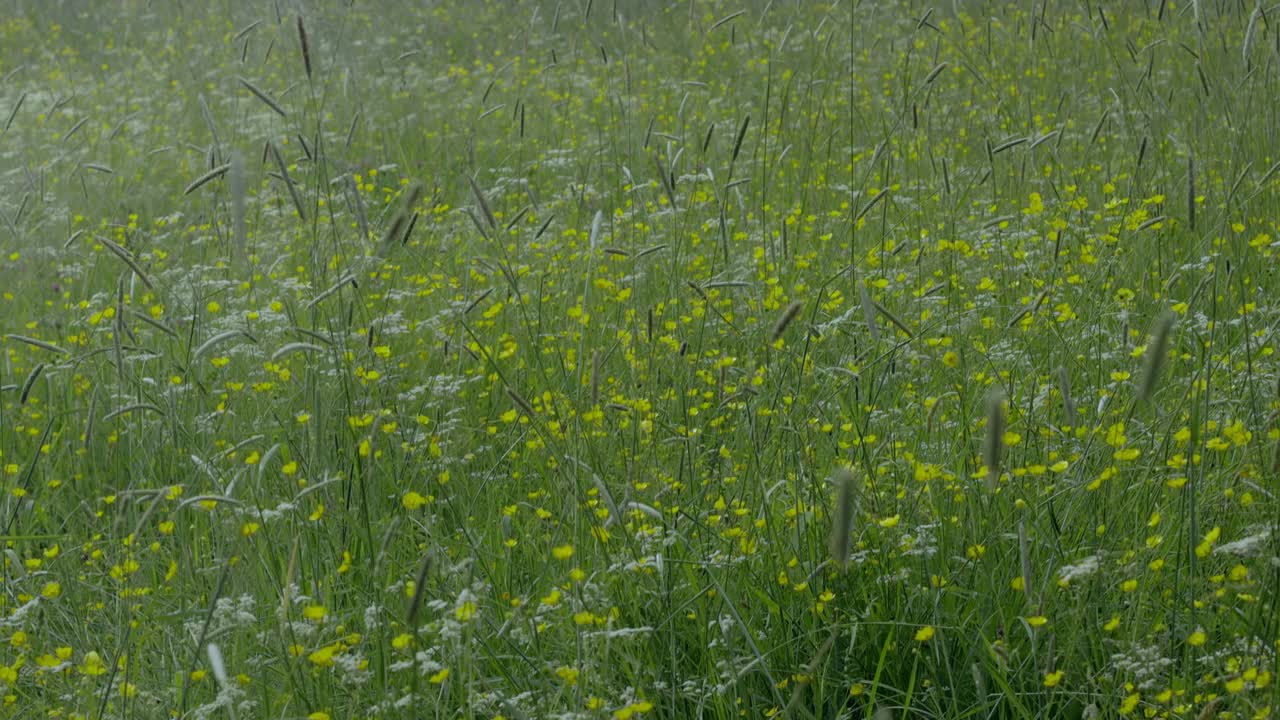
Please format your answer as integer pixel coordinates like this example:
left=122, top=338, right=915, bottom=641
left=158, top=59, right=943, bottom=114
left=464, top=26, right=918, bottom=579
left=552, top=544, right=575, bottom=560
left=1195, top=526, right=1220, bottom=558
left=877, top=514, right=900, bottom=529
left=914, top=625, right=935, bottom=642
left=556, top=666, right=580, bottom=685
left=614, top=700, right=654, bottom=719
left=455, top=600, right=477, bottom=622
left=1113, top=447, right=1141, bottom=461
left=41, top=581, right=61, bottom=599
left=1105, top=423, right=1127, bottom=447
left=79, top=651, right=107, bottom=676
left=1188, top=629, right=1206, bottom=646
left=429, top=668, right=450, bottom=684
left=1043, top=670, right=1063, bottom=687
left=308, top=643, right=340, bottom=667
left=401, top=491, right=428, bottom=510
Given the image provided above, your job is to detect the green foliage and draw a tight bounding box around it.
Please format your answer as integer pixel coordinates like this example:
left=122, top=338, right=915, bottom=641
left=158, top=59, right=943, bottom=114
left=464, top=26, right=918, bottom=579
left=0, top=2, right=1277, bottom=718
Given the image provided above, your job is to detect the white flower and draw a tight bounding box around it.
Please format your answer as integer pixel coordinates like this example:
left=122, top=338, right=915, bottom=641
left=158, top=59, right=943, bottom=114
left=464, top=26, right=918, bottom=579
left=1058, top=555, right=1100, bottom=583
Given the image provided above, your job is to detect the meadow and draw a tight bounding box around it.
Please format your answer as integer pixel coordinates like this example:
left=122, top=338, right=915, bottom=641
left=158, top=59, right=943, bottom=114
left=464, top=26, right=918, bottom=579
left=1, top=1, right=1278, bottom=718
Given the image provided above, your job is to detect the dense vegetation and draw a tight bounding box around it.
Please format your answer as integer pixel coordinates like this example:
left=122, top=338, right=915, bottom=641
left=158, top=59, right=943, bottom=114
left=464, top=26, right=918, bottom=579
left=1, top=1, right=1278, bottom=718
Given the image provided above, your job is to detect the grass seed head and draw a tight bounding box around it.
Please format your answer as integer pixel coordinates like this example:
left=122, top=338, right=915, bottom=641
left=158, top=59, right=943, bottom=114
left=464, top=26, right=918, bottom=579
left=297, top=15, right=312, bottom=80
left=506, top=386, right=536, bottom=417
left=983, top=389, right=1007, bottom=491
left=770, top=300, right=803, bottom=343
left=1137, top=310, right=1176, bottom=405
left=829, top=467, right=857, bottom=571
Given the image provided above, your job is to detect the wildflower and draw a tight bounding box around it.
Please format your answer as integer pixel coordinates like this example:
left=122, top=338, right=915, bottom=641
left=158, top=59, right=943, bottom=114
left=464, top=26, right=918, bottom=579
left=401, top=491, right=428, bottom=510
left=455, top=591, right=478, bottom=622
left=1113, top=447, right=1141, bottom=461
left=79, top=651, right=107, bottom=676
left=1195, top=526, right=1221, bottom=558
left=308, top=643, right=340, bottom=667
left=914, top=625, right=935, bottom=642
left=556, top=666, right=580, bottom=685
left=614, top=700, right=653, bottom=719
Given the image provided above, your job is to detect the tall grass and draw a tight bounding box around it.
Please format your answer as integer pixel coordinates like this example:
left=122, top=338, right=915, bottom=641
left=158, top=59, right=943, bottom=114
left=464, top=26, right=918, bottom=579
left=0, top=2, right=1277, bottom=719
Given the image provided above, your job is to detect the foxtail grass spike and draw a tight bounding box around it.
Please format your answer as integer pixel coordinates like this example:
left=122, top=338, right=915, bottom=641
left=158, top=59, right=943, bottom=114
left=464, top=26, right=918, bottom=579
left=770, top=301, right=803, bottom=343
left=829, top=467, right=857, bottom=571
left=297, top=15, right=312, bottom=80
left=983, top=389, right=1007, bottom=490
left=1056, top=367, right=1077, bottom=427
left=1137, top=311, right=1176, bottom=405
left=506, top=387, right=536, bottom=417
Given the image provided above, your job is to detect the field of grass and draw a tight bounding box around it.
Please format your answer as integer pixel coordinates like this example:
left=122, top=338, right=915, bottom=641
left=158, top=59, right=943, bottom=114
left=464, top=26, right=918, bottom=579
left=1, top=1, right=1279, bottom=718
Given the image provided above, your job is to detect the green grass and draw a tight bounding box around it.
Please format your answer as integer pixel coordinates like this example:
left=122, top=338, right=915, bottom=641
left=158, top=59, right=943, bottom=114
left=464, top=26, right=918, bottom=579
left=1, top=1, right=1278, bottom=718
